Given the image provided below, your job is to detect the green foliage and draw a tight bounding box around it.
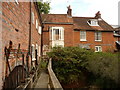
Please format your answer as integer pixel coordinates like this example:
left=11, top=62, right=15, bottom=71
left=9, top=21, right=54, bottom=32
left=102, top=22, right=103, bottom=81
left=39, top=59, right=48, bottom=69
left=37, top=1, right=50, bottom=14
left=47, top=47, right=119, bottom=88
left=47, top=47, right=92, bottom=84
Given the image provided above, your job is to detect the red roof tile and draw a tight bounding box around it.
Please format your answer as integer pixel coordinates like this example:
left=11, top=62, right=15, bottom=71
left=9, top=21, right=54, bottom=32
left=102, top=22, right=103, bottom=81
left=41, top=14, right=73, bottom=24
left=73, top=17, right=114, bottom=31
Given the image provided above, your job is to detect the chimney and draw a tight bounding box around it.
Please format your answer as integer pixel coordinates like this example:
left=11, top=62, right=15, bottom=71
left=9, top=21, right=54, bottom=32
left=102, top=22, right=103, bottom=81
left=95, top=11, right=101, bottom=19
left=67, top=5, right=72, bottom=17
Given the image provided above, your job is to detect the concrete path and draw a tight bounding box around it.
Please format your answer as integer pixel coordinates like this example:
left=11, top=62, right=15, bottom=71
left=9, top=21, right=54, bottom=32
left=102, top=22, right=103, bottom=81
left=34, top=70, right=49, bottom=89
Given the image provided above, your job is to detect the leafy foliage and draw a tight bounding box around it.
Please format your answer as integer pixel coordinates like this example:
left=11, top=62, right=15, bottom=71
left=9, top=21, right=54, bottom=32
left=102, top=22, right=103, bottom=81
left=37, top=1, right=50, bottom=14
left=47, top=47, right=120, bottom=88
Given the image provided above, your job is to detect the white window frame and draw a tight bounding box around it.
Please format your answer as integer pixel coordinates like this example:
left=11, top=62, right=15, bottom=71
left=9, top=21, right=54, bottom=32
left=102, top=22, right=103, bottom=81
left=50, top=27, right=64, bottom=41
left=38, top=26, right=42, bottom=34
left=36, top=19, right=38, bottom=29
left=87, top=19, right=99, bottom=26
left=80, top=31, right=86, bottom=41
left=95, top=32, right=102, bottom=41
left=38, top=46, right=41, bottom=56
left=31, top=12, right=34, bottom=24
left=15, top=0, right=19, bottom=4
left=36, top=44, right=39, bottom=56
left=32, top=44, right=36, bottom=61
left=95, top=46, right=102, bottom=52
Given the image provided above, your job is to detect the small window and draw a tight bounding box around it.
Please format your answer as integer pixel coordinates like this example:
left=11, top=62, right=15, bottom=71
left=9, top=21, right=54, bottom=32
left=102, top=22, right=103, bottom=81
left=50, top=27, right=64, bottom=41
left=95, top=46, right=102, bottom=52
left=36, top=20, right=38, bottom=29
left=38, top=46, right=41, bottom=56
left=88, top=19, right=98, bottom=26
left=15, top=0, right=19, bottom=4
left=31, top=12, right=34, bottom=24
left=32, top=44, right=36, bottom=61
left=36, top=44, right=39, bottom=56
left=38, top=26, right=42, bottom=34
left=95, top=32, right=102, bottom=41
left=80, top=31, right=86, bottom=41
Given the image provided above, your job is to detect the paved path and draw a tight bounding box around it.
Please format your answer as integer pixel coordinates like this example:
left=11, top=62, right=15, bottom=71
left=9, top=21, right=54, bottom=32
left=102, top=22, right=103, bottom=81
left=34, top=70, right=49, bottom=89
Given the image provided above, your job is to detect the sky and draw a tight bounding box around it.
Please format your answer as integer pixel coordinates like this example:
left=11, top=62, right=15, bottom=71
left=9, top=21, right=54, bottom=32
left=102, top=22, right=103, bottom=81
left=43, top=0, right=120, bottom=25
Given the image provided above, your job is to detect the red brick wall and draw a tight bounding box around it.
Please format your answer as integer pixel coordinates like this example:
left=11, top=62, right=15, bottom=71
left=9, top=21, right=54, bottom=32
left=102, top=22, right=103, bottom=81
left=43, top=24, right=74, bottom=47
left=1, top=2, right=42, bottom=88
left=31, top=2, right=41, bottom=55
left=74, top=30, right=115, bottom=52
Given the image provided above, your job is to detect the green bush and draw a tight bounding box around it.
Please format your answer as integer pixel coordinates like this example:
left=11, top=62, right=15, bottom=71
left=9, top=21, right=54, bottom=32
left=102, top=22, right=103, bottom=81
left=47, top=47, right=120, bottom=88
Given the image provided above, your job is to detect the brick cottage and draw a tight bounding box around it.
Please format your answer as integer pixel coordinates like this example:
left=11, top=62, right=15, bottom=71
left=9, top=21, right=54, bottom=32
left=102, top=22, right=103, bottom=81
left=42, top=6, right=116, bottom=54
left=1, top=1, right=42, bottom=89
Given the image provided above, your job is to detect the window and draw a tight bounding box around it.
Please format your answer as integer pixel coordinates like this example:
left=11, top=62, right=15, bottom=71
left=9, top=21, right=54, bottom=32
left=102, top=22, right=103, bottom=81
left=95, top=46, right=102, bottom=52
left=50, top=27, right=64, bottom=41
left=80, top=31, right=86, bottom=41
left=38, top=26, right=42, bottom=34
left=31, top=44, right=36, bottom=61
left=95, top=32, right=102, bottom=41
left=15, top=0, right=19, bottom=4
left=31, top=12, right=34, bottom=24
left=36, top=44, right=39, bottom=56
left=38, top=46, right=41, bottom=56
left=36, top=20, right=38, bottom=29
left=88, top=19, right=98, bottom=26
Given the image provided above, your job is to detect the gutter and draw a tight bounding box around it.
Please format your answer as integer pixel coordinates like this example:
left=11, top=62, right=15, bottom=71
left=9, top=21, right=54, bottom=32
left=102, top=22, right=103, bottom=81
left=74, top=29, right=114, bottom=32
left=43, top=22, right=73, bottom=25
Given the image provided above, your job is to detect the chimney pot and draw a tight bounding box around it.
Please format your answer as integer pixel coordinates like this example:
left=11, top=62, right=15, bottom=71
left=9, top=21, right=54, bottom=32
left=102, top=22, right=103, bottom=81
left=95, top=11, right=101, bottom=19
left=67, top=5, right=72, bottom=17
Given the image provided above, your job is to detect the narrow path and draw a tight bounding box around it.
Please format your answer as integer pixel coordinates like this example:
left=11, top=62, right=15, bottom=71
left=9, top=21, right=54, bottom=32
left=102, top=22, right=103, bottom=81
left=34, top=70, right=49, bottom=89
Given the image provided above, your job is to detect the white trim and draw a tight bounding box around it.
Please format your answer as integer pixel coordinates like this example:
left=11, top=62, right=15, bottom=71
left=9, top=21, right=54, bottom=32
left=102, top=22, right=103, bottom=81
left=15, top=0, right=19, bottom=4
left=36, top=19, right=38, bottom=29
left=31, top=12, right=34, bottom=24
left=32, top=44, right=36, bottom=61
left=38, top=26, right=42, bottom=34
left=95, top=46, right=102, bottom=52
left=80, top=31, right=86, bottom=41
left=87, top=19, right=99, bottom=26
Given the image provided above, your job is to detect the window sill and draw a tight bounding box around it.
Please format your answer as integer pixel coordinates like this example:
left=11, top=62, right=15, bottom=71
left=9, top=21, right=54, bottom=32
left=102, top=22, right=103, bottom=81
left=80, top=40, right=87, bottom=41
left=32, top=58, right=36, bottom=61
left=95, top=40, right=102, bottom=42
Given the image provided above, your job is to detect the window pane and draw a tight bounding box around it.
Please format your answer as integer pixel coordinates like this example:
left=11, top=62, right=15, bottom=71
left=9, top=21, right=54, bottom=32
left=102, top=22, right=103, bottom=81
left=80, top=31, right=86, bottom=41
left=95, top=32, right=101, bottom=41
left=54, top=29, right=59, bottom=40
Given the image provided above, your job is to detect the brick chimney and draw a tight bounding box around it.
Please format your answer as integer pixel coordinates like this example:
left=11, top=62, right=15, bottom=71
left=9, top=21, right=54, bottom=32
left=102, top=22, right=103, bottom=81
left=67, top=5, right=72, bottom=17
left=95, top=11, right=101, bottom=19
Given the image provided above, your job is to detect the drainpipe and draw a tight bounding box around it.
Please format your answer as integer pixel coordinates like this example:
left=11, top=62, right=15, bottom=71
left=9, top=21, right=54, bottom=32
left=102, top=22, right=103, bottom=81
left=26, top=1, right=32, bottom=74
left=41, top=25, right=44, bottom=56
left=28, top=1, right=32, bottom=55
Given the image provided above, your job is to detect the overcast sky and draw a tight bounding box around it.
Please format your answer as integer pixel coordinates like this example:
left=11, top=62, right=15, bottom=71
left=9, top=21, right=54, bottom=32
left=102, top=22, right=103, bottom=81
left=44, top=0, right=119, bottom=25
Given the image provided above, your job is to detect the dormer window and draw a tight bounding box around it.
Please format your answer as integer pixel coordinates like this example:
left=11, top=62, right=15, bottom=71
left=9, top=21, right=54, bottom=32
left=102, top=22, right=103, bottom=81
left=87, top=19, right=98, bottom=26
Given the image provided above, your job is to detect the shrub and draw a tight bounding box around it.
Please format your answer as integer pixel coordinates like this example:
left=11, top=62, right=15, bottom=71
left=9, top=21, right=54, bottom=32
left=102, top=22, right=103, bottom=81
left=47, top=47, right=119, bottom=88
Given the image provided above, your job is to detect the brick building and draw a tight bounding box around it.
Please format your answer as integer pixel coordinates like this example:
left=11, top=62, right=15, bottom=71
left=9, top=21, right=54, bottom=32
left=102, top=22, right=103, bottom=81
left=42, top=6, right=116, bottom=53
left=1, top=1, right=42, bottom=89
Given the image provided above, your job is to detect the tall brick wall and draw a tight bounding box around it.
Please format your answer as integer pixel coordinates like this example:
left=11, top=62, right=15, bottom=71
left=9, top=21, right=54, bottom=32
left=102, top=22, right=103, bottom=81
left=1, top=2, right=42, bottom=89
left=2, top=3, right=30, bottom=88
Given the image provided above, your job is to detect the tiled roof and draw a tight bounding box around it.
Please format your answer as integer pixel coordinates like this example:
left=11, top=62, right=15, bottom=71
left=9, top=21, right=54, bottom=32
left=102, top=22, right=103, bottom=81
left=41, top=14, right=73, bottom=24
left=41, top=14, right=114, bottom=31
left=73, top=17, right=114, bottom=31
